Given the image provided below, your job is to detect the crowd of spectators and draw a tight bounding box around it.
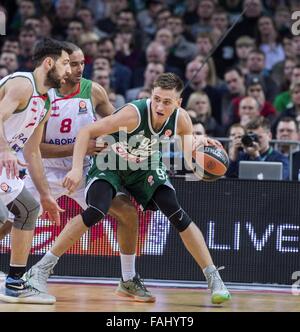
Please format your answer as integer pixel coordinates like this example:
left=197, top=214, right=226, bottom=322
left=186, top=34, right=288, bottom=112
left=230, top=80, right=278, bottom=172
left=1, top=0, right=300, bottom=180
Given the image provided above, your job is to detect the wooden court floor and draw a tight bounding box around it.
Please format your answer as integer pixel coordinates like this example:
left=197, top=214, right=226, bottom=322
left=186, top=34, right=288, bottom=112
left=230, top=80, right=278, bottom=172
left=0, top=283, right=299, bottom=312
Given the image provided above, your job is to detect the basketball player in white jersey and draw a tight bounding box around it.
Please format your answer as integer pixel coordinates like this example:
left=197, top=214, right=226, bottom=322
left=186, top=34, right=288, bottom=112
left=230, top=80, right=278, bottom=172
left=1, top=43, right=155, bottom=303
left=0, top=38, right=71, bottom=304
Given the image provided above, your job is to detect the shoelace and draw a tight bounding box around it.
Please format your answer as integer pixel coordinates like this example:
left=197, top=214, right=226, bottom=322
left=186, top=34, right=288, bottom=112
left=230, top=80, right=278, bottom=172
left=132, top=277, right=148, bottom=292
left=207, top=266, right=226, bottom=291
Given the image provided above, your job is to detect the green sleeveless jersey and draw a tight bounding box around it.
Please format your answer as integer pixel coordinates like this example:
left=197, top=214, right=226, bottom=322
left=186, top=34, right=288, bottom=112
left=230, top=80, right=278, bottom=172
left=97, top=98, right=179, bottom=175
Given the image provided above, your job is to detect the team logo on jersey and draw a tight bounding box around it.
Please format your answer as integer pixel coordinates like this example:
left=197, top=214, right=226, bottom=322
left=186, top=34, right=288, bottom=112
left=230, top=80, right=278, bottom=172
left=78, top=100, right=87, bottom=114
left=164, top=129, right=172, bottom=137
left=147, top=175, right=154, bottom=186
left=0, top=183, right=12, bottom=193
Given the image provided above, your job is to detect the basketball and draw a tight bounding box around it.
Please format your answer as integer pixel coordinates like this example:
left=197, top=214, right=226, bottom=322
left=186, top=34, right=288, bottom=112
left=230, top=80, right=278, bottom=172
left=192, top=145, right=229, bottom=181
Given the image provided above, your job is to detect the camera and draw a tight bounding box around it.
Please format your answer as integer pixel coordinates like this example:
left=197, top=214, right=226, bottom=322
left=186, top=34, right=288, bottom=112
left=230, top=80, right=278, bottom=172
left=241, top=133, right=259, bottom=147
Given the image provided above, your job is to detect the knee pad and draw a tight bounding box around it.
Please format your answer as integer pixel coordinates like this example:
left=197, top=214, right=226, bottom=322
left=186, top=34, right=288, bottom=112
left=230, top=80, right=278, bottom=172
left=8, top=187, right=40, bottom=230
left=169, top=208, right=192, bottom=232
left=0, top=202, right=9, bottom=224
left=81, top=205, right=106, bottom=228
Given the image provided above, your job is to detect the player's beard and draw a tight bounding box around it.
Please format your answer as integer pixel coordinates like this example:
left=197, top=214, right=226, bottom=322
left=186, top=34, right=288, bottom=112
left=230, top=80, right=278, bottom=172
left=45, top=65, right=62, bottom=89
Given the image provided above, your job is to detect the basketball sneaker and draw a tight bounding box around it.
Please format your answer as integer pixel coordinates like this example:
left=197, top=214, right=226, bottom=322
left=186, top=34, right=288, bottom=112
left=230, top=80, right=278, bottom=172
left=0, top=277, right=56, bottom=304
left=23, top=259, right=57, bottom=294
left=205, top=266, right=231, bottom=304
left=115, top=273, right=156, bottom=303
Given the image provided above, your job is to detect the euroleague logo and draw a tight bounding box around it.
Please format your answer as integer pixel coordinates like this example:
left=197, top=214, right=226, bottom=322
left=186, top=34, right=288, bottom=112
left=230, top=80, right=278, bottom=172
left=78, top=100, right=88, bottom=114
left=0, top=183, right=12, bottom=193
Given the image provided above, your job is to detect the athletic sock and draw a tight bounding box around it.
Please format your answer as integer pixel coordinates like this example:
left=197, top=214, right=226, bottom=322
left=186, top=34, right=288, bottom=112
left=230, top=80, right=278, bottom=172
left=7, top=265, right=26, bottom=279
left=120, top=253, right=136, bottom=282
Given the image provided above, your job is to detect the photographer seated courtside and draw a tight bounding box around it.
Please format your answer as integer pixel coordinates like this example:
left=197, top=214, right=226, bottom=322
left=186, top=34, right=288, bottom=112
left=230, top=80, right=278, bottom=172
left=226, top=117, right=290, bottom=180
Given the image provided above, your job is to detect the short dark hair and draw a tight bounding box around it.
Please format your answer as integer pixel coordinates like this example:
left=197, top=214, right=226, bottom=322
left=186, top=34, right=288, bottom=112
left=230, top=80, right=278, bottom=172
left=246, top=116, right=271, bottom=132
left=153, top=73, right=184, bottom=94
left=224, top=66, right=243, bottom=78
left=63, top=42, right=82, bottom=54
left=277, top=116, right=299, bottom=131
left=32, top=38, right=72, bottom=67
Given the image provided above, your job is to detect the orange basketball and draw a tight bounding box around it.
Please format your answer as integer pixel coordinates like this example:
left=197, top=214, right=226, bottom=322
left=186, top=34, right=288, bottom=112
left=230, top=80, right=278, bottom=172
left=192, top=145, right=229, bottom=181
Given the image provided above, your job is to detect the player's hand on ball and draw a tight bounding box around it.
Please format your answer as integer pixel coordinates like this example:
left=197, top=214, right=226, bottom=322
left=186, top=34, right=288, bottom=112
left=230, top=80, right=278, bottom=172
left=63, top=168, right=83, bottom=194
left=193, top=135, right=222, bottom=151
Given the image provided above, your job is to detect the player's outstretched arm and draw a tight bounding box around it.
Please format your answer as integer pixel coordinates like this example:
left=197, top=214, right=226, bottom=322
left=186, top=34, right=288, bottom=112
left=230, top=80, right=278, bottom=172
left=0, top=78, right=33, bottom=178
left=24, top=112, right=63, bottom=225
left=63, top=104, right=139, bottom=193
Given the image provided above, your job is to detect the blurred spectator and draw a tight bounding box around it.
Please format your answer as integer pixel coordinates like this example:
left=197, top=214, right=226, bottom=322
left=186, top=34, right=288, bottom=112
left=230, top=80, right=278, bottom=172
left=186, top=91, right=223, bottom=136
left=274, top=5, right=291, bottom=36
left=232, top=0, right=264, bottom=39
left=114, top=29, right=142, bottom=72
left=165, top=15, right=197, bottom=64
left=24, top=16, right=42, bottom=37
left=92, top=68, right=125, bottom=109
left=52, top=0, right=77, bottom=39
left=76, top=6, right=107, bottom=38
left=79, top=32, right=100, bottom=78
left=97, top=37, right=132, bottom=96
left=36, top=0, right=56, bottom=16
left=274, top=65, right=300, bottom=113
left=275, top=117, right=299, bottom=157
left=256, top=15, right=285, bottom=71
left=10, top=0, right=36, bottom=33
left=39, top=15, right=53, bottom=38
left=0, top=51, right=19, bottom=73
left=222, top=66, right=246, bottom=127
left=1, top=36, right=20, bottom=57
left=131, top=41, right=182, bottom=87
left=96, top=0, right=129, bottom=35
left=271, top=57, right=296, bottom=93
left=18, top=24, right=37, bottom=71
left=93, top=55, right=111, bottom=72
left=210, top=8, right=236, bottom=77
left=234, top=35, right=256, bottom=76
left=182, top=0, right=199, bottom=27
left=155, top=8, right=172, bottom=30
left=237, top=96, right=260, bottom=127
left=190, top=0, right=215, bottom=38
left=182, top=56, right=223, bottom=124
left=274, top=81, right=300, bottom=132
left=66, top=18, right=84, bottom=44
left=230, top=77, right=276, bottom=125
left=226, top=116, right=289, bottom=180
left=193, top=122, right=206, bottom=136
left=246, top=49, right=279, bottom=102
left=136, top=0, right=165, bottom=40
left=227, top=123, right=246, bottom=162
left=126, top=62, right=164, bottom=102
left=0, top=65, right=9, bottom=79
left=196, top=32, right=214, bottom=58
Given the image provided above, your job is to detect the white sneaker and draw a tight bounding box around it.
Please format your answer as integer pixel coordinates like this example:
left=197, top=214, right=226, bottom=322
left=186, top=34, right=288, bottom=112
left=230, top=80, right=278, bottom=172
left=23, top=260, right=56, bottom=293
left=0, top=277, right=56, bottom=304
left=206, top=267, right=231, bottom=304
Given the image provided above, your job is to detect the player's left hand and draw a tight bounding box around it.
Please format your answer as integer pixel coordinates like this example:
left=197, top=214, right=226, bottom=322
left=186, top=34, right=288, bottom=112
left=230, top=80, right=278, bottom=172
left=62, top=168, right=83, bottom=194
left=40, top=195, right=64, bottom=226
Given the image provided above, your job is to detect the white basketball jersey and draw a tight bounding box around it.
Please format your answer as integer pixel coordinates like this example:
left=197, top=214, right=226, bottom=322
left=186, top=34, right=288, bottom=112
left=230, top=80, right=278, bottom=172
left=43, top=78, right=96, bottom=170
left=2, top=72, right=50, bottom=152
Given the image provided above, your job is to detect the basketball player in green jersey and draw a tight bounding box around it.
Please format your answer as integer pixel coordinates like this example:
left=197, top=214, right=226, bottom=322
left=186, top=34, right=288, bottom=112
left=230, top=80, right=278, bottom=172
left=0, top=38, right=71, bottom=304
left=31, top=72, right=230, bottom=305
left=2, top=43, right=154, bottom=303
